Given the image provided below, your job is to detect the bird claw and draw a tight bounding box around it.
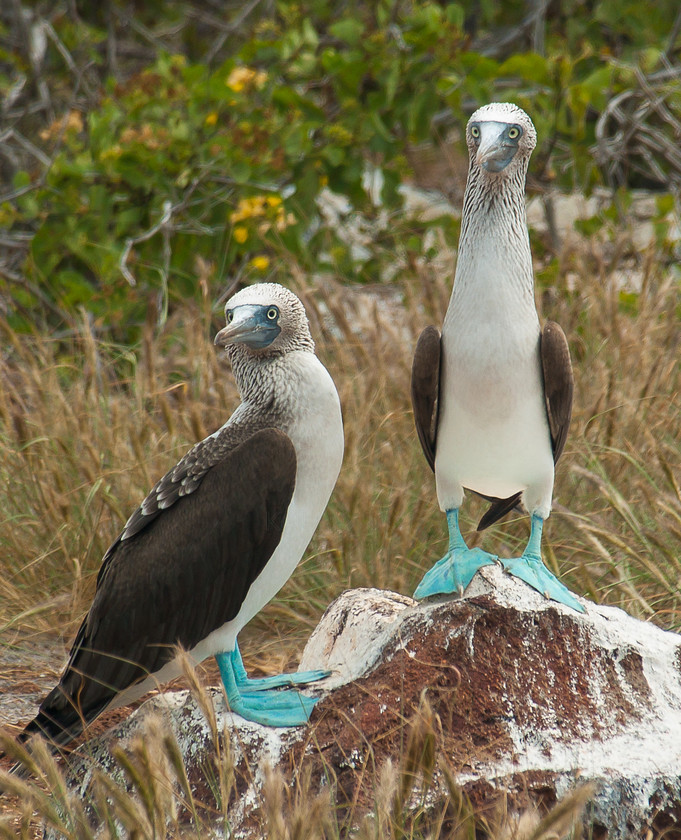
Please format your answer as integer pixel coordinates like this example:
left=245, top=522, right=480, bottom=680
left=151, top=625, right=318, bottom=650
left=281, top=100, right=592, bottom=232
left=237, top=668, right=331, bottom=692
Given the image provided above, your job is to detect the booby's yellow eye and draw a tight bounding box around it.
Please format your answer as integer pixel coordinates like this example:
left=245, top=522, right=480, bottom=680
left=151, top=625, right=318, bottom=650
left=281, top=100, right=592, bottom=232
left=226, top=310, right=233, bottom=323
left=470, top=125, right=480, bottom=138
left=267, top=307, right=278, bottom=321
left=508, top=126, right=520, bottom=139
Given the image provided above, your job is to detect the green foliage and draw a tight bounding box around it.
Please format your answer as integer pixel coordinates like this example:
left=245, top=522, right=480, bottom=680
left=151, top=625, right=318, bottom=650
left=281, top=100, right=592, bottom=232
left=2, top=0, right=679, bottom=340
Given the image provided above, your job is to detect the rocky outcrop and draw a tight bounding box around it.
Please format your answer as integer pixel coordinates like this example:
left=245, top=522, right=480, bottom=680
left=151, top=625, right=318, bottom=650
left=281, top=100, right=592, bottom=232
left=48, top=568, right=681, bottom=838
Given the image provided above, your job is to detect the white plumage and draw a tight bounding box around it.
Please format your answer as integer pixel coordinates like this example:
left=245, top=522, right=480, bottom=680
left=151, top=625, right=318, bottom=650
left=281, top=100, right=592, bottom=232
left=20, top=282, right=345, bottom=748
left=411, top=103, right=582, bottom=611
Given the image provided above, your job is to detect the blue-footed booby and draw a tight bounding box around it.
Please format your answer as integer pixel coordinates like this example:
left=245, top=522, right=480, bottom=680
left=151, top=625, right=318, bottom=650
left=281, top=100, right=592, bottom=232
left=20, top=283, right=344, bottom=748
left=411, top=102, right=582, bottom=612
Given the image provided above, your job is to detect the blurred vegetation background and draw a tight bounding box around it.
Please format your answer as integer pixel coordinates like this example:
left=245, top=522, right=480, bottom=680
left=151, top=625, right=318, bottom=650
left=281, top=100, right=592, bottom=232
left=0, top=2, right=680, bottom=837
left=0, top=0, right=680, bottom=650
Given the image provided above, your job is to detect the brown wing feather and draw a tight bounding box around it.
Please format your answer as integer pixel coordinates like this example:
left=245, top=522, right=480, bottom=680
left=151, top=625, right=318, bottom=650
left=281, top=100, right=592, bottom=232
left=411, top=326, right=441, bottom=472
left=540, top=320, right=574, bottom=462
left=21, top=427, right=296, bottom=748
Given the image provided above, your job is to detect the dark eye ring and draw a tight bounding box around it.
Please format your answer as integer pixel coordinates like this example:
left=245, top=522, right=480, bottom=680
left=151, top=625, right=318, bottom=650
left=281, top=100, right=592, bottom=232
left=226, top=310, right=233, bottom=323
left=508, top=126, right=520, bottom=139
left=267, top=307, right=278, bottom=321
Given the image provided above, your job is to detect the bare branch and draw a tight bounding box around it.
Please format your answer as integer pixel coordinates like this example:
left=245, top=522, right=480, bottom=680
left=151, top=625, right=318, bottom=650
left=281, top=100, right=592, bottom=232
left=203, top=0, right=267, bottom=66
left=119, top=200, right=174, bottom=287
left=0, top=128, right=52, bottom=168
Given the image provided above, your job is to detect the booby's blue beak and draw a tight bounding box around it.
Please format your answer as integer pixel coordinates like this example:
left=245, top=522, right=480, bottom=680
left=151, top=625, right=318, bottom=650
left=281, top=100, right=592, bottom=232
left=214, top=304, right=281, bottom=349
left=474, top=121, right=522, bottom=173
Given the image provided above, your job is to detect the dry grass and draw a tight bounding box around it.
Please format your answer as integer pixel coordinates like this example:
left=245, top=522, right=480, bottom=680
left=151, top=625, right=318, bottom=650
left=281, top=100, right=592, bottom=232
left=0, top=218, right=678, bottom=837
left=0, top=687, right=594, bottom=840
left=0, top=228, right=680, bottom=652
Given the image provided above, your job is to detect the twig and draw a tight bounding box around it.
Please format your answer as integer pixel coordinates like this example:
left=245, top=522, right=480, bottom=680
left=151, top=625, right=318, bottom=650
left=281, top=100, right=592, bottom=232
left=42, top=19, right=96, bottom=101
left=664, top=6, right=681, bottom=64
left=532, top=0, right=547, bottom=56
left=0, top=265, right=76, bottom=325
left=0, top=233, right=34, bottom=248
left=105, top=4, right=118, bottom=78
left=593, top=63, right=681, bottom=190
left=0, top=183, right=41, bottom=203
left=1, top=128, right=52, bottom=168
left=203, top=0, right=266, bottom=66
left=111, top=7, right=174, bottom=53
left=119, top=200, right=173, bottom=287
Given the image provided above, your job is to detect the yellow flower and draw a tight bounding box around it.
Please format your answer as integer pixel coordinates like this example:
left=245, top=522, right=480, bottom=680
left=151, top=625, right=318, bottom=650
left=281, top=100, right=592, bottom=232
left=205, top=112, right=218, bottom=127
left=226, top=66, right=267, bottom=92
left=233, top=226, right=248, bottom=244
left=266, top=195, right=282, bottom=208
left=250, top=255, right=270, bottom=271
left=230, top=196, right=269, bottom=223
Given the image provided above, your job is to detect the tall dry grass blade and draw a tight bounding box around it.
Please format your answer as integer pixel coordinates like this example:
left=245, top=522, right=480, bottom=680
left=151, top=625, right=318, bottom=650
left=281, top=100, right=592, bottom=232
left=526, top=783, right=596, bottom=840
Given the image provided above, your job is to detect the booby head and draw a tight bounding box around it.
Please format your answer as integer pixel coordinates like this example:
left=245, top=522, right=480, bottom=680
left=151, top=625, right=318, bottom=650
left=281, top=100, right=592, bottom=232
left=466, top=102, right=537, bottom=175
left=214, top=283, right=314, bottom=356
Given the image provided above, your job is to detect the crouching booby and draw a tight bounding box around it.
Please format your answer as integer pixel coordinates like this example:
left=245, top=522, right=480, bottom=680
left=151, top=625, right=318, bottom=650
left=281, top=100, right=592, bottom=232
left=411, top=102, right=583, bottom=612
left=19, top=282, right=344, bottom=749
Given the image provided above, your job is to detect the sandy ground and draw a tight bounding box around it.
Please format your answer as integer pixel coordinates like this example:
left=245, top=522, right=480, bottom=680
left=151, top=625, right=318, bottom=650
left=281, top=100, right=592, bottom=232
left=0, top=637, right=66, bottom=736
left=0, top=635, right=225, bottom=835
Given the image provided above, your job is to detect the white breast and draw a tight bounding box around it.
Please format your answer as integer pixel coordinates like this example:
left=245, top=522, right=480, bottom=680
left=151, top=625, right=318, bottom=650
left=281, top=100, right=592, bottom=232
left=109, top=352, right=343, bottom=709
left=194, top=351, right=344, bottom=658
left=435, top=232, right=554, bottom=519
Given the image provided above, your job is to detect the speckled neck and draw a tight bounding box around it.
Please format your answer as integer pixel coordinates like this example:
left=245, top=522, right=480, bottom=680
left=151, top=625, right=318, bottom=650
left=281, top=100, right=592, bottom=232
left=449, top=151, right=536, bottom=323
left=227, top=345, right=287, bottom=407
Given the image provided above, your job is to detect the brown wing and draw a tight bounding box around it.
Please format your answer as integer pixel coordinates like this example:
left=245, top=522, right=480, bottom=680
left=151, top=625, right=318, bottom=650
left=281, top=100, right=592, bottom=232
left=411, top=326, right=441, bottom=472
left=478, top=321, right=573, bottom=531
left=540, top=320, right=573, bottom=463
left=21, top=427, right=296, bottom=748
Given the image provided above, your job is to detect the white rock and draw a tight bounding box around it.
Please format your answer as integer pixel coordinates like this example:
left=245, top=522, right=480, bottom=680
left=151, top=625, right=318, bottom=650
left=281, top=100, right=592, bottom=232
left=46, top=572, right=681, bottom=838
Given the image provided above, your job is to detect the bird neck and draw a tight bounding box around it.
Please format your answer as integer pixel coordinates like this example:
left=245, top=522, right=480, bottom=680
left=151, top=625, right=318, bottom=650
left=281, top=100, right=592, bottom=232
left=227, top=345, right=312, bottom=411
left=450, top=162, right=536, bottom=319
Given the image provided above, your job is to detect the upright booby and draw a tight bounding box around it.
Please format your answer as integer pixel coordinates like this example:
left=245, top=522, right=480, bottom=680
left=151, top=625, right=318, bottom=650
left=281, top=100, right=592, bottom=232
left=411, top=102, right=582, bottom=612
left=19, top=282, right=344, bottom=749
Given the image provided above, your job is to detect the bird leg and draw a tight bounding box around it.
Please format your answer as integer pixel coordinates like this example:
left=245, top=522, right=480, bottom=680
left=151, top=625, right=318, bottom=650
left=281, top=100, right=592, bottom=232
left=414, top=508, right=497, bottom=599
left=215, top=645, right=329, bottom=727
left=501, top=514, right=584, bottom=612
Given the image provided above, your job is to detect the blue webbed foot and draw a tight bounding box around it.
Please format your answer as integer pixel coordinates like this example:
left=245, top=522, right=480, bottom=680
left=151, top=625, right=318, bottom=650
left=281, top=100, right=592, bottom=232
left=414, top=546, right=497, bottom=598
left=216, top=646, right=326, bottom=727
left=501, top=515, right=584, bottom=613
left=414, top=508, right=497, bottom=599
left=229, top=643, right=330, bottom=691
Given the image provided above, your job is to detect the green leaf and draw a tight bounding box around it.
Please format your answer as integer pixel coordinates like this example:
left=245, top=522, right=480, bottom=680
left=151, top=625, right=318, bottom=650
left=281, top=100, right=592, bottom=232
left=370, top=111, right=394, bottom=143
left=574, top=214, right=605, bottom=237
left=13, top=170, right=31, bottom=189
left=381, top=168, right=401, bottom=206
left=230, top=160, right=252, bottom=183
left=328, top=18, right=364, bottom=46
left=445, top=3, right=465, bottom=28
left=497, top=52, right=550, bottom=85
left=322, top=145, right=345, bottom=167
left=655, top=194, right=674, bottom=217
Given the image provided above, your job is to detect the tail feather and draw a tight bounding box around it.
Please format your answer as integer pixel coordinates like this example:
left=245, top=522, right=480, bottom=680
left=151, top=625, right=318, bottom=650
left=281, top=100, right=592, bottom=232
left=477, top=492, right=523, bottom=531
left=20, top=688, right=90, bottom=749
